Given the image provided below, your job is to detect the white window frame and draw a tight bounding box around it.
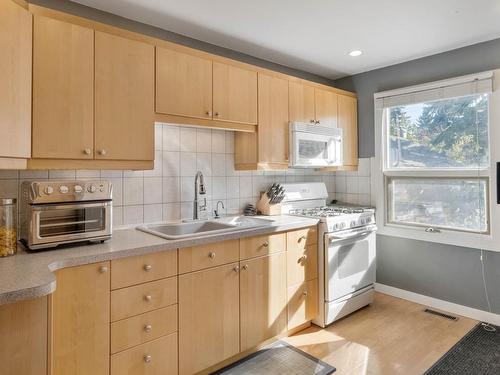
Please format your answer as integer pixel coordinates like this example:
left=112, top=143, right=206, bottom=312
left=373, top=70, right=500, bottom=252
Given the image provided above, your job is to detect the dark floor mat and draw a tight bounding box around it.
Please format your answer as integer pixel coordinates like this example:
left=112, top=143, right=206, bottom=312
left=212, top=340, right=336, bottom=375
left=425, top=323, right=500, bottom=374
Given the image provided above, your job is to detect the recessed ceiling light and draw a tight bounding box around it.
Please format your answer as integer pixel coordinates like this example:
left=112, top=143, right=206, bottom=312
left=349, top=50, right=362, bottom=57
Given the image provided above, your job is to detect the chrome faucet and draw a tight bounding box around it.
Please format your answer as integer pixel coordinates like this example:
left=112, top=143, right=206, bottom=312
left=193, top=171, right=207, bottom=220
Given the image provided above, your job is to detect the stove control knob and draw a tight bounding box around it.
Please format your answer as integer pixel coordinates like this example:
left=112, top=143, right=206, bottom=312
left=351, top=220, right=356, bottom=227
left=44, top=186, right=54, bottom=195
left=365, top=217, right=372, bottom=223
left=340, top=222, right=345, bottom=229
left=88, top=185, right=97, bottom=193
left=59, top=185, right=69, bottom=194
left=74, top=185, right=83, bottom=194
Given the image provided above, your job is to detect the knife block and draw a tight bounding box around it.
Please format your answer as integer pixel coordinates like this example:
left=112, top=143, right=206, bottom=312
left=256, top=193, right=282, bottom=216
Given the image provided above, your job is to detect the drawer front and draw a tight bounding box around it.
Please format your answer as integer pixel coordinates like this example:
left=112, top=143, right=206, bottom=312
left=287, top=243, right=318, bottom=286
left=111, top=305, right=178, bottom=354
left=111, top=250, right=177, bottom=290
left=240, top=233, right=286, bottom=260
left=179, top=239, right=239, bottom=273
left=111, top=333, right=178, bottom=375
left=287, top=279, right=318, bottom=330
left=111, top=277, right=177, bottom=321
left=287, top=227, right=317, bottom=253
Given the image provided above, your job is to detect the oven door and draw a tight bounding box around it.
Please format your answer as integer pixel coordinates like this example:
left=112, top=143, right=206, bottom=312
left=29, top=201, right=112, bottom=247
left=290, top=131, right=342, bottom=167
left=324, top=225, right=377, bottom=302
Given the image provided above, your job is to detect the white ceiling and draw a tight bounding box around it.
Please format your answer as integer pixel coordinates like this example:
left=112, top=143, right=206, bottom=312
left=72, top=0, right=500, bottom=79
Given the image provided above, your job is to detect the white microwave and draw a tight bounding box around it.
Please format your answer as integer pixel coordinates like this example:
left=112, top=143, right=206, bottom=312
left=289, top=122, right=343, bottom=168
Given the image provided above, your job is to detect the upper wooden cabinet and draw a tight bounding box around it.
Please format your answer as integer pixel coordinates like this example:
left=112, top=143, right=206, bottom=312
left=156, top=47, right=213, bottom=120
left=315, top=88, right=338, bottom=127
left=95, top=31, right=154, bottom=161
left=213, top=61, right=258, bottom=124
left=0, top=0, right=31, bottom=168
left=32, top=15, right=94, bottom=160
left=338, top=95, right=359, bottom=167
left=289, top=81, right=315, bottom=124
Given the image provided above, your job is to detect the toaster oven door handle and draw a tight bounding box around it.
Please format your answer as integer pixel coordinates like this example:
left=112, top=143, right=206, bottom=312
left=31, top=201, right=112, bottom=211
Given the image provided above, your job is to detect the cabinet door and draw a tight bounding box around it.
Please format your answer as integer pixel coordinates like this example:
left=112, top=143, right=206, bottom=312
left=95, top=31, right=154, bottom=161
left=240, top=253, right=287, bottom=351
left=156, top=47, right=213, bottom=120
left=51, top=262, right=110, bottom=375
left=258, top=73, right=290, bottom=164
left=213, top=61, right=257, bottom=124
left=287, top=279, right=318, bottom=330
left=32, top=15, right=94, bottom=159
left=289, top=81, right=315, bottom=124
left=315, top=88, right=338, bottom=127
left=0, top=0, right=31, bottom=159
left=179, top=263, right=240, bottom=374
left=338, top=95, right=358, bottom=166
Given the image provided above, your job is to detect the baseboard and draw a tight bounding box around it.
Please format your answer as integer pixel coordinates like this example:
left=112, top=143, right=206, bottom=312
left=375, top=283, right=500, bottom=326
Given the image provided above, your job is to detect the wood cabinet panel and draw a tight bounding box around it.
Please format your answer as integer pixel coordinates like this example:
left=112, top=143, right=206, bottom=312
left=0, top=0, right=31, bottom=160
left=179, top=239, right=239, bottom=274
left=111, top=305, right=177, bottom=354
left=287, top=279, right=318, bottom=330
left=240, top=253, right=287, bottom=351
left=240, top=233, right=286, bottom=260
left=287, top=244, right=318, bottom=287
left=32, top=15, right=94, bottom=159
left=289, top=81, right=315, bottom=124
left=213, top=61, right=258, bottom=124
left=111, top=250, right=177, bottom=290
left=0, top=297, right=47, bottom=375
left=111, top=277, right=177, bottom=321
left=156, top=47, right=213, bottom=119
left=287, top=227, right=318, bottom=249
left=315, top=88, right=338, bottom=127
left=179, top=263, right=240, bottom=374
left=338, top=95, right=358, bottom=166
left=111, top=333, right=178, bottom=375
left=95, top=31, right=154, bottom=161
left=51, top=262, right=110, bottom=375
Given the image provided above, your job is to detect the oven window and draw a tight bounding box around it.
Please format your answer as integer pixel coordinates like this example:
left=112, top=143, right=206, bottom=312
left=38, top=206, right=106, bottom=238
left=298, top=139, right=328, bottom=160
left=338, top=241, right=370, bottom=279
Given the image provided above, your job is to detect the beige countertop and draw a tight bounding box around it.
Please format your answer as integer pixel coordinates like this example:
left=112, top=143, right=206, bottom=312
left=0, top=215, right=318, bottom=306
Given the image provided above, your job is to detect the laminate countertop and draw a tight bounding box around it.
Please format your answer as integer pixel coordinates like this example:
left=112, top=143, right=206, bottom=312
left=0, top=215, right=318, bottom=306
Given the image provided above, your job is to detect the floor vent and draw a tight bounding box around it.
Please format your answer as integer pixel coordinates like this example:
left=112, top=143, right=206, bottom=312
left=424, top=308, right=458, bottom=321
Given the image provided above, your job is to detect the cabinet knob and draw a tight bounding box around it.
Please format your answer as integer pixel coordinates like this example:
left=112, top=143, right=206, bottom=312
left=299, top=255, right=308, bottom=263
left=208, top=252, right=216, bottom=259
left=98, top=266, right=108, bottom=273
left=233, top=265, right=240, bottom=273
left=144, top=324, right=152, bottom=333
left=206, top=111, right=212, bottom=116
left=298, top=235, right=307, bottom=242
left=144, top=295, right=152, bottom=302
left=262, top=242, right=269, bottom=248
left=214, top=112, right=219, bottom=117
left=316, top=120, right=321, bottom=124
left=83, top=148, right=92, bottom=155
left=242, top=264, right=248, bottom=271
left=143, top=264, right=152, bottom=271
left=98, top=149, right=107, bottom=156
left=144, top=355, right=152, bottom=363
left=310, top=119, right=315, bottom=123
left=302, top=291, right=308, bottom=297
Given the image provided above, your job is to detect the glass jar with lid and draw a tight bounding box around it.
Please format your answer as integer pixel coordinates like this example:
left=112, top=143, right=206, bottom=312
left=0, top=198, right=17, bottom=257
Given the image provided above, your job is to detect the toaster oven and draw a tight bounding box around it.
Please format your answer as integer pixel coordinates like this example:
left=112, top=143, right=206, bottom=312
left=20, top=180, right=112, bottom=250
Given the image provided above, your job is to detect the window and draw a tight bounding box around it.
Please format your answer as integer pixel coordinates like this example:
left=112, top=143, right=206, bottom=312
left=374, top=71, right=500, bottom=250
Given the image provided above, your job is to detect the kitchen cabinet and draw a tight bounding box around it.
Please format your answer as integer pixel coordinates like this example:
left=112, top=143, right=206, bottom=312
left=95, top=31, right=154, bottom=161
left=0, top=297, right=48, bottom=375
left=289, top=81, right=316, bottom=124
left=32, top=15, right=94, bottom=160
left=156, top=47, right=213, bottom=120
left=338, top=95, right=359, bottom=168
left=287, top=279, right=319, bottom=330
left=240, top=252, right=287, bottom=351
left=0, top=0, right=31, bottom=168
left=179, top=263, right=240, bottom=374
left=315, top=88, right=338, bottom=127
left=213, top=61, right=258, bottom=125
left=234, top=73, right=289, bottom=170
left=50, top=262, right=110, bottom=375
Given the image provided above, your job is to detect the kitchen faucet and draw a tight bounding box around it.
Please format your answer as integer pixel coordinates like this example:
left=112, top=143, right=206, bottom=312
left=193, top=171, right=207, bottom=220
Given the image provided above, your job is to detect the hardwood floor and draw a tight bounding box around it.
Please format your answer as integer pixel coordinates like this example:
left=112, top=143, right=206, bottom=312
left=284, top=292, right=477, bottom=375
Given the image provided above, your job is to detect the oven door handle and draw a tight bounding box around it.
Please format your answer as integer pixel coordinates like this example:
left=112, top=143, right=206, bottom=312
left=327, top=224, right=377, bottom=242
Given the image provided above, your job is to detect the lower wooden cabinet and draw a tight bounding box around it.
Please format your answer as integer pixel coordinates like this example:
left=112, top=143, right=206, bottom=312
left=287, top=279, right=319, bottom=330
left=50, top=262, right=110, bottom=375
left=240, top=252, right=287, bottom=351
left=179, top=263, right=240, bottom=374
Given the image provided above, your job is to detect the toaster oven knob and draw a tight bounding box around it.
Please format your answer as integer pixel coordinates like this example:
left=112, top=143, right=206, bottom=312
left=59, top=185, right=69, bottom=194
left=74, top=185, right=83, bottom=194
left=88, top=185, right=97, bottom=193
left=44, top=186, right=54, bottom=195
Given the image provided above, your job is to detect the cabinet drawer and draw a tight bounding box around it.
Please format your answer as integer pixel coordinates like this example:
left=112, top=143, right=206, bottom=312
left=111, top=250, right=177, bottom=290
left=179, top=239, right=239, bottom=273
left=240, top=233, right=285, bottom=260
left=111, top=305, right=177, bottom=354
left=287, top=243, right=318, bottom=286
left=287, top=279, right=318, bottom=330
left=287, top=227, right=317, bottom=252
left=111, top=277, right=177, bottom=321
left=111, top=333, right=178, bottom=375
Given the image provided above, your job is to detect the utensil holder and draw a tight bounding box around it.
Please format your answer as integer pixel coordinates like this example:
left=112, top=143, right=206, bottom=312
left=256, top=193, right=282, bottom=216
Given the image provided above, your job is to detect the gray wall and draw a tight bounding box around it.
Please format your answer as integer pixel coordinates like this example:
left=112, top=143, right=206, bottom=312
left=336, top=39, right=500, bottom=315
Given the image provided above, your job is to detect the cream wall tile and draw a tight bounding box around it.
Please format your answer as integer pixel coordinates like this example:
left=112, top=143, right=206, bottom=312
left=180, top=128, right=197, bottom=152
left=181, top=176, right=195, bottom=202
left=112, top=206, right=123, bottom=226
left=49, top=170, right=76, bottom=180
left=154, top=123, right=163, bottom=150
left=212, top=154, right=226, bottom=176
left=211, top=130, right=225, bottom=153
left=163, top=203, right=180, bottom=222
left=0, top=180, right=18, bottom=199
left=162, top=151, right=180, bottom=177
left=212, top=177, right=226, bottom=200
left=109, top=178, right=123, bottom=206
left=180, top=152, right=196, bottom=176
left=0, top=171, right=19, bottom=179
left=144, top=177, right=162, bottom=204
left=225, top=131, right=234, bottom=153
left=144, top=150, right=162, bottom=177
left=239, top=176, right=253, bottom=198
left=197, top=152, right=212, bottom=176
left=123, top=205, right=143, bottom=225
left=144, top=204, right=162, bottom=223
left=123, top=178, right=144, bottom=205
left=180, top=202, right=194, bottom=220
left=19, top=170, right=48, bottom=179
left=226, top=177, right=239, bottom=199
left=163, top=125, right=180, bottom=151
left=163, top=177, right=180, bottom=203
left=76, top=170, right=100, bottom=179
left=100, top=170, right=123, bottom=178
left=196, top=129, right=212, bottom=153
left=123, top=170, right=144, bottom=178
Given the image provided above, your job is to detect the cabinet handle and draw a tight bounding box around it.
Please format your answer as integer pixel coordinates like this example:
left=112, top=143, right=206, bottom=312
left=144, top=355, right=152, bottom=363
left=144, top=295, right=152, bottom=302
left=242, top=264, right=248, bottom=271
left=206, top=111, right=212, bottom=116
left=316, top=120, right=321, bottom=124
left=262, top=242, right=269, bottom=248
left=298, top=235, right=307, bottom=242
left=302, top=291, right=308, bottom=297
left=208, top=252, right=216, bottom=259
left=98, top=266, right=108, bottom=273
left=233, top=265, right=240, bottom=273
left=299, top=255, right=308, bottom=263
left=83, top=148, right=92, bottom=155
left=98, top=149, right=107, bottom=156
left=144, top=324, right=152, bottom=333
left=310, top=119, right=315, bottom=124
left=143, top=264, right=152, bottom=271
